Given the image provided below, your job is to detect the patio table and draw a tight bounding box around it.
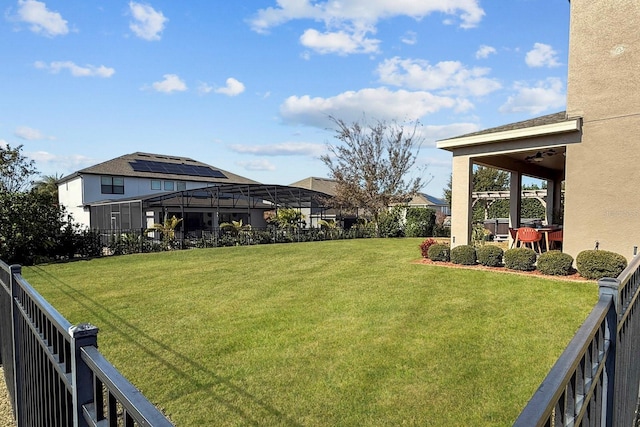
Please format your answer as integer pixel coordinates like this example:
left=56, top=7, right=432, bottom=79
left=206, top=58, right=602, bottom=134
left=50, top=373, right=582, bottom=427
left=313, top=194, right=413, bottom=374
left=535, top=226, right=562, bottom=252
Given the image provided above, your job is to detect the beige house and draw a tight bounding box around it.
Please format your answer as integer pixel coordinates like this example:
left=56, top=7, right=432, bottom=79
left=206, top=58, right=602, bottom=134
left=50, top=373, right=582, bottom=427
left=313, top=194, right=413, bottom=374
left=438, top=0, right=640, bottom=260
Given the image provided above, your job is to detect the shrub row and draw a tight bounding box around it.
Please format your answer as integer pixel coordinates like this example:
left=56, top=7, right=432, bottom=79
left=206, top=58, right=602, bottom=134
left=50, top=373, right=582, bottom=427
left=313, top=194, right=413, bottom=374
left=419, top=239, right=628, bottom=280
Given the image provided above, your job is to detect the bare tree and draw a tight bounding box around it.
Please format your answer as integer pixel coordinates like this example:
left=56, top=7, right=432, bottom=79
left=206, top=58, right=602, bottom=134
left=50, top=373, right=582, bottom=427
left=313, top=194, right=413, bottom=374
left=320, top=116, right=425, bottom=235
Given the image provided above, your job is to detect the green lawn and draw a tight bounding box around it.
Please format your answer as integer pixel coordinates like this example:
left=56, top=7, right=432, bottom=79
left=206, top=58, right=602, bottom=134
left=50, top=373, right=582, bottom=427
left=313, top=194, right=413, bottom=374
left=24, top=239, right=598, bottom=426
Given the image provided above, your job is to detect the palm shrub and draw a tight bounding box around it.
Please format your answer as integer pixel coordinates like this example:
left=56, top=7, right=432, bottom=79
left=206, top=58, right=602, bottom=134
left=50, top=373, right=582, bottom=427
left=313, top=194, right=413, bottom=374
left=427, top=243, right=450, bottom=262
left=504, top=247, right=537, bottom=271
left=536, top=251, right=574, bottom=276
left=419, top=238, right=438, bottom=258
left=450, top=245, right=477, bottom=265
left=477, top=245, right=504, bottom=267
left=576, top=250, right=627, bottom=280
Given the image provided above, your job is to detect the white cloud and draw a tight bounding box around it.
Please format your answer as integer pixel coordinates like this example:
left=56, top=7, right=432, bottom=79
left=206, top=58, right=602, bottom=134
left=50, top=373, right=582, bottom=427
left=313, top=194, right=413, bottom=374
left=150, top=74, right=187, bottom=93
left=249, top=1, right=483, bottom=56
left=499, top=78, right=566, bottom=115
left=376, top=57, right=501, bottom=97
left=197, top=82, right=214, bottom=95
left=14, top=126, right=55, bottom=140
left=525, top=43, right=561, bottom=68
left=129, top=1, right=167, bottom=41
left=249, top=0, right=484, bottom=33
left=300, top=27, right=380, bottom=55
left=0, top=139, right=7, bottom=149
left=26, top=150, right=96, bottom=174
left=215, top=78, right=246, bottom=96
left=34, top=60, right=115, bottom=77
left=236, top=159, right=276, bottom=171
left=280, top=87, right=463, bottom=128
left=401, top=31, right=417, bottom=45
left=475, top=44, right=496, bottom=59
left=15, top=0, right=68, bottom=37
left=229, top=142, right=325, bottom=157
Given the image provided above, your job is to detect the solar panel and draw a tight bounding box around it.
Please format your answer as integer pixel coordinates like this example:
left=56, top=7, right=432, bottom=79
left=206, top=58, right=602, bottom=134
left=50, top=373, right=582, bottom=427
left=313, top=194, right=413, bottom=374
left=129, top=160, right=227, bottom=179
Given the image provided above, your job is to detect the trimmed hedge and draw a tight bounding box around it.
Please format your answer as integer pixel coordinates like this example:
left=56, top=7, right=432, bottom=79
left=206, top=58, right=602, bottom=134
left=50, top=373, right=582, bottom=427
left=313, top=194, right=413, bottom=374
left=536, top=251, right=574, bottom=276
left=504, top=247, right=537, bottom=271
left=428, top=243, right=450, bottom=262
left=477, top=245, right=504, bottom=267
left=576, top=250, right=627, bottom=280
left=450, top=245, right=477, bottom=265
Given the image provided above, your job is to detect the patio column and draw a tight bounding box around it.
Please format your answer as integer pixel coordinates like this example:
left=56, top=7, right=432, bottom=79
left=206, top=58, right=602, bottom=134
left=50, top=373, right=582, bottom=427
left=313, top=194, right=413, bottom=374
left=545, top=178, right=563, bottom=225
left=509, top=171, right=522, bottom=247
left=450, top=155, right=473, bottom=248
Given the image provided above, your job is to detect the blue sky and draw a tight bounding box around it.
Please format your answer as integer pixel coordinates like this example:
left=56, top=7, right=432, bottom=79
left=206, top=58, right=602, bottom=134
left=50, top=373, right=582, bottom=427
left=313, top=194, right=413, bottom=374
left=1, top=0, right=570, bottom=197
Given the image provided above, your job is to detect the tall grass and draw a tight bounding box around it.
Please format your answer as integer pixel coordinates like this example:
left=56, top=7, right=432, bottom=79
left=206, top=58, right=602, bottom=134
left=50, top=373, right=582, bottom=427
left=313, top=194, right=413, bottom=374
left=24, top=239, right=597, bottom=426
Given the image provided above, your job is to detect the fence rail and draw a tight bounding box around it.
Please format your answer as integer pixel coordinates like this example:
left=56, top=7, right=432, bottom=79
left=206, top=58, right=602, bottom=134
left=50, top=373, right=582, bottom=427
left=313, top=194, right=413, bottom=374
left=0, top=260, right=173, bottom=427
left=514, top=253, right=640, bottom=426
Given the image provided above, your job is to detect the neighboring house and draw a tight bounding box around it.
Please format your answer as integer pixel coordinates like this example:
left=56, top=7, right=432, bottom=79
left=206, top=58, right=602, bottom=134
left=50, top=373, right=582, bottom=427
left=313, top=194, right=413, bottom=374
left=289, top=177, right=348, bottom=227
left=406, top=193, right=450, bottom=216
left=59, top=152, right=332, bottom=234
left=437, top=1, right=639, bottom=260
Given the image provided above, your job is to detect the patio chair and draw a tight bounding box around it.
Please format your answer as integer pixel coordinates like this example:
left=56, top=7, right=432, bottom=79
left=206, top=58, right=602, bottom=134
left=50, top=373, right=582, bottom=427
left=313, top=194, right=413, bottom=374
left=509, top=228, right=521, bottom=248
left=548, top=230, right=563, bottom=251
left=517, top=227, right=542, bottom=254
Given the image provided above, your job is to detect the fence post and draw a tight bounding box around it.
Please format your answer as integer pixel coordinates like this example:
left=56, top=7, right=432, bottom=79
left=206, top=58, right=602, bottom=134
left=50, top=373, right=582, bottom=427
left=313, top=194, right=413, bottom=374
left=69, top=323, right=99, bottom=427
left=9, top=264, right=22, bottom=426
left=599, top=277, right=621, bottom=427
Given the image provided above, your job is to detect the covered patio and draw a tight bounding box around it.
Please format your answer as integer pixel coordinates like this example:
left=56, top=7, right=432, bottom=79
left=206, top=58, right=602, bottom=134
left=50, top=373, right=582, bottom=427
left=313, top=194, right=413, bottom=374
left=437, top=111, right=583, bottom=252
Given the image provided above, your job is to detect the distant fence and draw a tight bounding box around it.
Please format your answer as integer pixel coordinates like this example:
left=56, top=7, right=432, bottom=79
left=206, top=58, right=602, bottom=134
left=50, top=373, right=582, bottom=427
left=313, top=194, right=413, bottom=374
left=98, top=226, right=376, bottom=255
left=0, top=260, right=174, bottom=427
left=514, top=253, right=640, bottom=426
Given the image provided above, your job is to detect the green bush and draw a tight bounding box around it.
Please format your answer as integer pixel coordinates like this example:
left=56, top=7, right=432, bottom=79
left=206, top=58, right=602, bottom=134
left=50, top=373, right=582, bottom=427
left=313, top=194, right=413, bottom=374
left=378, top=207, right=404, bottom=238
left=427, top=243, right=450, bottom=262
left=419, top=238, right=438, bottom=258
left=405, top=208, right=436, bottom=237
left=450, top=245, right=477, bottom=265
left=576, top=250, right=627, bottom=280
left=504, top=247, right=537, bottom=271
left=477, top=245, right=504, bottom=267
left=536, top=251, right=574, bottom=276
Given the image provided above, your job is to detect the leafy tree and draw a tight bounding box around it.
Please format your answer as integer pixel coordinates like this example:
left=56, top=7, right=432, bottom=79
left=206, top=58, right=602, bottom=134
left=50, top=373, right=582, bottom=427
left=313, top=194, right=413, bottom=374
left=219, top=219, right=251, bottom=235
left=0, top=191, right=66, bottom=265
left=1, top=144, right=37, bottom=193
left=321, top=116, right=423, bottom=236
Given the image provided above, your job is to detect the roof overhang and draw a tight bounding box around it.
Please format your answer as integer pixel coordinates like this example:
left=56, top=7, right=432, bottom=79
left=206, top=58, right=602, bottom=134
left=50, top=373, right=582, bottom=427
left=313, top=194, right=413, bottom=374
left=437, top=118, right=581, bottom=151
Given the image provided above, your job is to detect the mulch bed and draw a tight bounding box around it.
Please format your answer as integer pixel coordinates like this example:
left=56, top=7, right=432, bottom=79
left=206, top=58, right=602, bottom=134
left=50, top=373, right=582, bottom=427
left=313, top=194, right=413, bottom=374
left=414, top=258, right=594, bottom=283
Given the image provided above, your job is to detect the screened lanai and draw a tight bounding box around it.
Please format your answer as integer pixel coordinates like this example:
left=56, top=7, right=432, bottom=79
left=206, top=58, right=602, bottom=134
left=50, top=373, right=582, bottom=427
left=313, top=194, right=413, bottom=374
left=89, top=183, right=333, bottom=234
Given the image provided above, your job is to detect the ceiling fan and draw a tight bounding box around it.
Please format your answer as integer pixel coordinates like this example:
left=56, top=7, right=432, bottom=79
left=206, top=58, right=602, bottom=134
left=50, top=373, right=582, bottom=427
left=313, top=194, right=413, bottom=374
left=525, top=149, right=557, bottom=163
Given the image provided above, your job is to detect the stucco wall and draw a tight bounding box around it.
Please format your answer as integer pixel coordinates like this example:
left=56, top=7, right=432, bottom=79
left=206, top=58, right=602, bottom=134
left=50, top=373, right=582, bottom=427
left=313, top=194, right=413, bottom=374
left=564, top=0, right=640, bottom=259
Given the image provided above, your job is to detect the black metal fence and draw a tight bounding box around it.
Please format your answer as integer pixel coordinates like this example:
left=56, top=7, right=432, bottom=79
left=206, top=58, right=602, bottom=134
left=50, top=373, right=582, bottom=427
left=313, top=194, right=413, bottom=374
left=514, top=253, right=640, bottom=426
left=0, top=260, right=174, bottom=427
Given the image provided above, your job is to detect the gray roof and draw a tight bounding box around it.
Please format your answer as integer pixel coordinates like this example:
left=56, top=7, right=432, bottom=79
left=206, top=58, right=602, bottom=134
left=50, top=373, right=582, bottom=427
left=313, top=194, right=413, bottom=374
left=58, top=152, right=259, bottom=185
left=440, top=111, right=569, bottom=142
left=289, top=177, right=338, bottom=196
left=409, top=193, right=447, bottom=206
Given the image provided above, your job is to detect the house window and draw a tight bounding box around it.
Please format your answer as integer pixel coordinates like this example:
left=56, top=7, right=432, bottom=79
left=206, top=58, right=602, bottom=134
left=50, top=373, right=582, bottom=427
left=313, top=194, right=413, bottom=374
left=164, top=181, right=174, bottom=191
left=177, top=181, right=186, bottom=191
left=101, top=176, right=124, bottom=194
left=151, top=180, right=161, bottom=190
